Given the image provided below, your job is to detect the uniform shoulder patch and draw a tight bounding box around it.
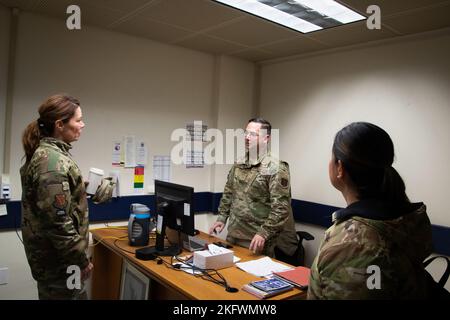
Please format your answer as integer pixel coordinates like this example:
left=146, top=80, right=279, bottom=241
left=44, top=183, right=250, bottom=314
left=62, top=181, right=70, bottom=191
left=280, top=177, right=289, bottom=188
left=53, top=194, right=67, bottom=210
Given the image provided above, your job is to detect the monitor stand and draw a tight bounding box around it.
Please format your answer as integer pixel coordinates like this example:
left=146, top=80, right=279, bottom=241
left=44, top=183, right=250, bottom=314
left=135, top=227, right=181, bottom=260
left=135, top=245, right=181, bottom=260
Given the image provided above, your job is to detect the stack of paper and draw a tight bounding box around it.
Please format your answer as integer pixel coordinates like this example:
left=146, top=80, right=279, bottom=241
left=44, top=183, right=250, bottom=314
left=235, top=257, right=293, bottom=277
left=193, top=244, right=234, bottom=270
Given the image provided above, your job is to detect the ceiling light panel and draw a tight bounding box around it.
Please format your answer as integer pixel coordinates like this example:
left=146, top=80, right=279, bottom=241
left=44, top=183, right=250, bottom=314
left=213, top=0, right=366, bottom=33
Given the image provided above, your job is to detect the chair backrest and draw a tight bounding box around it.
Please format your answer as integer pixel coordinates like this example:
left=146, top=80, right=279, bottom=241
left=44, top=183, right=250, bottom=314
left=424, top=255, right=450, bottom=300
left=274, top=231, right=314, bottom=266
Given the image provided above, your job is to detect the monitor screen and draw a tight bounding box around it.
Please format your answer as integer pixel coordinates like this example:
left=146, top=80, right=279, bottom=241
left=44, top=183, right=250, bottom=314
left=154, top=180, right=195, bottom=237
left=135, top=180, right=196, bottom=257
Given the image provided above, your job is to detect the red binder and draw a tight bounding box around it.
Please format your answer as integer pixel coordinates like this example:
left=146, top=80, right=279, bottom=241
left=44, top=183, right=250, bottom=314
left=273, top=266, right=311, bottom=289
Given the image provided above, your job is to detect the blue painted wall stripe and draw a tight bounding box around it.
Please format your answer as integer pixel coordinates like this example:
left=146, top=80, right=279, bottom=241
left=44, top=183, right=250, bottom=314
left=1, top=193, right=449, bottom=256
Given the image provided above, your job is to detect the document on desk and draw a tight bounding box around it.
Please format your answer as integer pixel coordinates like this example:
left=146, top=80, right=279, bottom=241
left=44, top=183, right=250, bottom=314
left=236, top=257, right=293, bottom=278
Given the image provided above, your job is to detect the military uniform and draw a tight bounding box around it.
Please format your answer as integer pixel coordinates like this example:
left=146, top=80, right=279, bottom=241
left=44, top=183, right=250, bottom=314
left=216, top=153, right=298, bottom=257
left=20, top=137, right=89, bottom=300
left=308, top=200, right=433, bottom=299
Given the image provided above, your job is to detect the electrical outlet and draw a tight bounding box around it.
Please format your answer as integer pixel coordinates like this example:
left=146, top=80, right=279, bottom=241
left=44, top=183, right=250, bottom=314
left=0, top=267, right=8, bottom=285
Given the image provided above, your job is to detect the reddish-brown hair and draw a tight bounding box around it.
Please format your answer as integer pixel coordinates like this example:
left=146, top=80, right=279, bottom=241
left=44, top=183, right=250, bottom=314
left=22, top=94, right=80, bottom=162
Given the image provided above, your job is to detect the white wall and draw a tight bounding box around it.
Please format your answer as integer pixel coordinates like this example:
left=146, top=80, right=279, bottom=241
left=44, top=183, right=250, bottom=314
left=8, top=12, right=217, bottom=200
left=0, top=10, right=256, bottom=299
left=212, top=55, right=255, bottom=193
left=260, top=31, right=450, bottom=291
left=0, top=4, right=10, bottom=173
left=0, top=230, right=37, bottom=299
left=260, top=32, right=450, bottom=226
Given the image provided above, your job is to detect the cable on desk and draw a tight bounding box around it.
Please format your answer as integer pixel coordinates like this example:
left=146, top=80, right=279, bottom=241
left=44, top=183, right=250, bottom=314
left=90, top=235, right=129, bottom=248
left=113, top=237, right=136, bottom=254
left=162, top=255, right=238, bottom=293
left=90, top=226, right=128, bottom=231
left=95, top=231, right=238, bottom=293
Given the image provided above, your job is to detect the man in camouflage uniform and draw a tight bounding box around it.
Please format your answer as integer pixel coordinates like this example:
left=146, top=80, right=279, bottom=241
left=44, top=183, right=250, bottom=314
left=308, top=200, right=433, bottom=299
left=21, top=137, right=91, bottom=299
left=209, top=118, right=298, bottom=257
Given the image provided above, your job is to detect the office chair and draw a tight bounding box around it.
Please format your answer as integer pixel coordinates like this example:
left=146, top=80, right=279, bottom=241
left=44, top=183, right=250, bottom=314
left=274, top=231, right=314, bottom=267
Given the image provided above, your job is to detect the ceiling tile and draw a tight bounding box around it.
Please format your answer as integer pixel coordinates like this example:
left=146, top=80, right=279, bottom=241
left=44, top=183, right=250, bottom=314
left=29, top=0, right=126, bottom=28
left=0, top=0, right=37, bottom=10
left=80, top=6, right=128, bottom=28
left=28, top=0, right=86, bottom=20
left=207, top=16, right=299, bottom=47
left=2, top=0, right=449, bottom=61
left=308, top=20, right=397, bottom=47
left=383, top=3, right=450, bottom=35
left=78, top=0, right=154, bottom=13
left=338, top=0, right=448, bottom=16
left=258, top=36, right=329, bottom=57
left=175, top=34, right=248, bottom=54
left=135, top=0, right=242, bottom=32
left=230, top=48, right=278, bottom=62
left=113, top=17, right=192, bottom=43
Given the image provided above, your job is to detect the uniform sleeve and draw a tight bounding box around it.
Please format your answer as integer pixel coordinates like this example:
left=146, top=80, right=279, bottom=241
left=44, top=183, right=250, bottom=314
left=309, top=242, right=394, bottom=299
left=307, top=257, right=322, bottom=299
left=36, top=171, right=89, bottom=270
left=216, top=166, right=236, bottom=224
left=257, top=162, right=291, bottom=240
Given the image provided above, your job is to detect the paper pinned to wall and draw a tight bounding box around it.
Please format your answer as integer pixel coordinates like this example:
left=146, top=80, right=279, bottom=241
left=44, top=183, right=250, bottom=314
left=124, top=135, right=136, bottom=168
left=186, top=121, right=207, bottom=142
left=185, top=121, right=206, bottom=168
left=185, top=149, right=204, bottom=168
left=136, top=140, right=148, bottom=167
left=112, top=141, right=121, bottom=167
left=153, top=155, right=170, bottom=182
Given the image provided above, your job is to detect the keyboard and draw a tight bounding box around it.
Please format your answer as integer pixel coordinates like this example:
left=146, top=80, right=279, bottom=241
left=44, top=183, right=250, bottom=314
left=186, top=236, right=208, bottom=252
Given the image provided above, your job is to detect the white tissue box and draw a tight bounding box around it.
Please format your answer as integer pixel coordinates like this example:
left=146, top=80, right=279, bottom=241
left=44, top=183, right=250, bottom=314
left=193, top=248, right=234, bottom=270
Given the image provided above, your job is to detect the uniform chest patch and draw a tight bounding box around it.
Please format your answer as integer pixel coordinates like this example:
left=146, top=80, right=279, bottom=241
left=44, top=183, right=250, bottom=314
left=280, top=178, right=289, bottom=188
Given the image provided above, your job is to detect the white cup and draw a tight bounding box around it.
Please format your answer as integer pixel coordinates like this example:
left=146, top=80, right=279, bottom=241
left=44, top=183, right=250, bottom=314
left=86, top=168, right=104, bottom=195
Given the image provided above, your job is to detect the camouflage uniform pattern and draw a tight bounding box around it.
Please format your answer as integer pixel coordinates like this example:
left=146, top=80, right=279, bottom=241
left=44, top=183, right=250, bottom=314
left=308, top=203, right=433, bottom=299
left=20, top=137, right=89, bottom=299
left=92, top=177, right=116, bottom=204
left=216, top=153, right=298, bottom=257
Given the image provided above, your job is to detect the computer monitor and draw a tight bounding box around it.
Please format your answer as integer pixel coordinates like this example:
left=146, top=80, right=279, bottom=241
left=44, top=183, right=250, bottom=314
left=149, top=180, right=195, bottom=256
left=155, top=180, right=195, bottom=234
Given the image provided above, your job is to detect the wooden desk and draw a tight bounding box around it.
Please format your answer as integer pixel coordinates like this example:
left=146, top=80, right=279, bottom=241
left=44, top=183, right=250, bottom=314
left=90, top=227, right=306, bottom=300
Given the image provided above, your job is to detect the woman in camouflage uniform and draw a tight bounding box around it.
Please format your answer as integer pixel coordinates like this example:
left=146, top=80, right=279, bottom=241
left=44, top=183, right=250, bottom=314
left=308, top=122, right=432, bottom=299
left=20, top=94, right=93, bottom=299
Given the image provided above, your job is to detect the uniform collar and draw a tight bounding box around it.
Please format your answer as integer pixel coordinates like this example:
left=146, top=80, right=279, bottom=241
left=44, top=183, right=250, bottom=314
left=331, top=198, right=423, bottom=223
left=239, top=151, right=269, bottom=167
left=41, top=137, right=72, bottom=154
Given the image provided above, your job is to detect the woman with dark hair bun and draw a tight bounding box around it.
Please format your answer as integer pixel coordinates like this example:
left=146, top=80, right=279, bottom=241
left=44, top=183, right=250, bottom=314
left=20, top=94, right=93, bottom=299
left=308, top=122, right=433, bottom=299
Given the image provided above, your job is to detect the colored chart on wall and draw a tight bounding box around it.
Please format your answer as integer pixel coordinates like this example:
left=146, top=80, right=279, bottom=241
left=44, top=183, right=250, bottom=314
left=134, top=166, right=144, bottom=189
